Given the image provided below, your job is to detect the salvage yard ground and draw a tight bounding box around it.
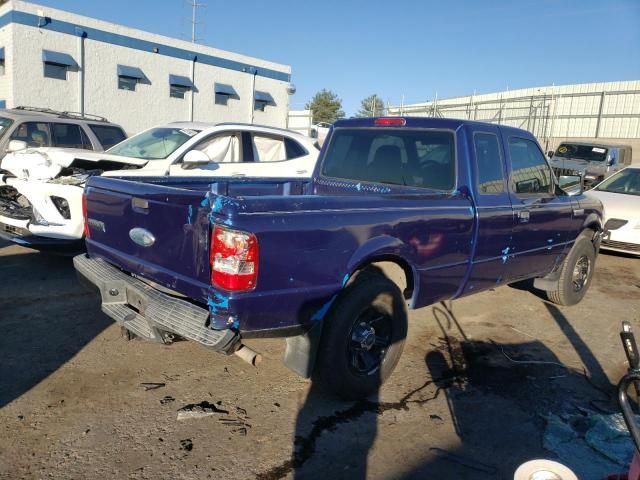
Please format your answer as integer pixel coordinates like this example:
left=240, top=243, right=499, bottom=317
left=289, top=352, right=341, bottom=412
left=1, top=240, right=639, bottom=480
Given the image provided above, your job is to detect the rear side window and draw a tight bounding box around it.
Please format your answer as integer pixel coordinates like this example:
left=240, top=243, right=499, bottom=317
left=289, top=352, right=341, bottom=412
left=509, top=137, right=553, bottom=194
left=89, top=125, right=127, bottom=149
left=474, top=133, right=505, bottom=193
left=10, top=122, right=51, bottom=147
left=51, top=123, right=92, bottom=149
left=322, top=129, right=455, bottom=190
left=284, top=137, right=306, bottom=159
left=252, top=134, right=287, bottom=162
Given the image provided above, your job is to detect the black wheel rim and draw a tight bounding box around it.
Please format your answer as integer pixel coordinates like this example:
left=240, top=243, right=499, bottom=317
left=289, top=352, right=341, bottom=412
left=572, top=254, right=591, bottom=292
left=347, top=306, right=393, bottom=376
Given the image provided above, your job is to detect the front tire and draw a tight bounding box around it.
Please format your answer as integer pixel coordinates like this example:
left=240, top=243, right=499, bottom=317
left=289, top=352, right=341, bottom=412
left=314, top=269, right=408, bottom=400
left=547, top=232, right=596, bottom=306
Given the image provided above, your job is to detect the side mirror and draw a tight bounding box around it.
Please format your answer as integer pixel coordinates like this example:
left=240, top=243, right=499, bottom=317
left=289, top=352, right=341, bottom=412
left=547, top=150, right=554, bottom=159
left=7, top=140, right=28, bottom=152
left=558, top=174, right=583, bottom=196
left=182, top=149, right=209, bottom=167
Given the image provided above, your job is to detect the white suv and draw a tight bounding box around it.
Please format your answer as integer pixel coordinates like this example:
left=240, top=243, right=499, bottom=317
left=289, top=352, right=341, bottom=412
left=0, top=122, right=319, bottom=249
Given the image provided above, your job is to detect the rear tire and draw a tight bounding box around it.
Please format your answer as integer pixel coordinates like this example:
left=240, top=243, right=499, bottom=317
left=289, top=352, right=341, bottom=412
left=547, top=232, right=596, bottom=306
left=314, top=269, right=408, bottom=400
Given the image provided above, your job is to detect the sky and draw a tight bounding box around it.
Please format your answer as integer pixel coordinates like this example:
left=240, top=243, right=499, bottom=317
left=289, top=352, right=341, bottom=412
left=31, top=0, right=640, bottom=116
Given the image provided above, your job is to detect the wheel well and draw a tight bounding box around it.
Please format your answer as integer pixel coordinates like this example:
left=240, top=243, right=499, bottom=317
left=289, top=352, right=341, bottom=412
left=349, top=258, right=414, bottom=300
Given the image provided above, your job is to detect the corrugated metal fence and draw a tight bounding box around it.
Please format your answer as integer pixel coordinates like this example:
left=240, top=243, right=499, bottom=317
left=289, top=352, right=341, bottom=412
left=387, top=81, right=640, bottom=143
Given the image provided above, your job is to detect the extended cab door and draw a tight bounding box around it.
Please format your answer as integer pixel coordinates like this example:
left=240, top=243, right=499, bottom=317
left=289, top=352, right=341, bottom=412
left=461, top=125, right=514, bottom=294
left=503, top=135, right=576, bottom=281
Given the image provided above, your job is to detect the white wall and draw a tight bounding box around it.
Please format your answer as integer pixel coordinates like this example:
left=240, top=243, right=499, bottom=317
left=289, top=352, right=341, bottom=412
left=0, top=20, right=13, bottom=106
left=0, top=0, right=291, bottom=134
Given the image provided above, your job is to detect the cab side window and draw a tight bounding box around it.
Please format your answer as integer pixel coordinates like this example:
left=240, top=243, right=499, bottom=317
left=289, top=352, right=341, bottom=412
left=10, top=122, right=51, bottom=147
left=509, top=137, right=553, bottom=194
left=474, top=132, right=505, bottom=193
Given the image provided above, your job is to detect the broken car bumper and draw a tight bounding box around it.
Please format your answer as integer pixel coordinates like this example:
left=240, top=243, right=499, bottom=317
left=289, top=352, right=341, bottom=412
left=73, top=253, right=239, bottom=353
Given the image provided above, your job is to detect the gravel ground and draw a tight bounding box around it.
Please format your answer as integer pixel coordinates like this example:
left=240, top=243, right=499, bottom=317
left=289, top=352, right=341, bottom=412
left=1, top=240, right=639, bottom=480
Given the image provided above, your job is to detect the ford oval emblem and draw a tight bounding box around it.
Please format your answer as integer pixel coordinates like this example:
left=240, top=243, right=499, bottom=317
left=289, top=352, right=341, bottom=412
left=129, top=228, right=156, bottom=247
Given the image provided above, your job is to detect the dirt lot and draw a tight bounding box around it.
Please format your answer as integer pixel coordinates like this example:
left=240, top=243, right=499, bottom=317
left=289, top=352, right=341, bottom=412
left=1, top=240, right=639, bottom=480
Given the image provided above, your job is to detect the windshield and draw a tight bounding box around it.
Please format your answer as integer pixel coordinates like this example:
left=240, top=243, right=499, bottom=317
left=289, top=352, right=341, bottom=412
left=106, top=127, right=200, bottom=160
left=595, top=168, right=640, bottom=196
left=0, top=117, right=14, bottom=141
left=554, top=143, right=608, bottom=162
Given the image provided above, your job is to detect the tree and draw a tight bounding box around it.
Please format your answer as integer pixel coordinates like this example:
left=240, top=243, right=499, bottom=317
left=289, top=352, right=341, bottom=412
left=305, top=89, right=345, bottom=124
left=356, top=94, right=386, bottom=117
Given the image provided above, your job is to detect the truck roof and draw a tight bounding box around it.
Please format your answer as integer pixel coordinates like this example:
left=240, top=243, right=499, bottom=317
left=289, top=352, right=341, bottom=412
left=332, top=116, right=535, bottom=137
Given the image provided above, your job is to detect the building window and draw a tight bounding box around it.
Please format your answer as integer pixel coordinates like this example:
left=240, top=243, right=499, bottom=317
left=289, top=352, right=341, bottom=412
left=169, top=74, right=194, bottom=99
left=42, top=50, right=77, bottom=81
left=0, top=47, right=5, bottom=76
left=170, top=85, right=189, bottom=99
left=117, top=65, right=146, bottom=92
left=254, top=91, right=275, bottom=111
left=118, top=76, right=137, bottom=91
left=44, top=63, right=67, bottom=80
left=214, top=83, right=239, bottom=106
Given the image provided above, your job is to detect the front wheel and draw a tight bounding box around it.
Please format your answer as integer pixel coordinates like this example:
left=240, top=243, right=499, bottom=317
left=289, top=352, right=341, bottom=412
left=314, top=269, right=408, bottom=400
left=547, top=232, right=596, bottom=306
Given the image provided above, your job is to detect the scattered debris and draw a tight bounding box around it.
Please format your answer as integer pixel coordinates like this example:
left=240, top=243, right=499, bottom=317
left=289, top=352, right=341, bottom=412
left=429, top=414, right=444, bottom=424
left=543, top=411, right=640, bottom=478
left=273, top=402, right=280, bottom=408
left=160, top=396, right=175, bottom=405
left=17, top=415, right=24, bottom=421
left=179, top=439, right=193, bottom=452
left=177, top=401, right=229, bottom=421
left=492, top=340, right=570, bottom=368
left=82, top=429, right=90, bottom=436
left=429, top=447, right=497, bottom=474
left=140, top=382, right=165, bottom=391
left=508, top=325, right=536, bottom=339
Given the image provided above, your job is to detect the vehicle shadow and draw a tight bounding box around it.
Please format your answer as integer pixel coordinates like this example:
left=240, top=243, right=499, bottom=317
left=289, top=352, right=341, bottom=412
left=0, top=243, right=111, bottom=407
left=399, top=301, right=616, bottom=479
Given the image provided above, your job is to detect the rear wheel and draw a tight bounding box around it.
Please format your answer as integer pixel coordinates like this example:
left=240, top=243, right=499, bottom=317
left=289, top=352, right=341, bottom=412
left=547, top=232, right=596, bottom=306
left=314, top=269, right=408, bottom=400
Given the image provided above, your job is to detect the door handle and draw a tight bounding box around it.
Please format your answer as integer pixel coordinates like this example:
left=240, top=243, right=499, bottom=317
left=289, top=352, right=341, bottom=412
left=518, top=210, right=530, bottom=223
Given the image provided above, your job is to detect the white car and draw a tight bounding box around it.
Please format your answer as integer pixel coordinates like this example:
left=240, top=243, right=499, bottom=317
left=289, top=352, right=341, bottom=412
left=0, top=122, right=319, bottom=248
left=585, top=166, right=640, bottom=256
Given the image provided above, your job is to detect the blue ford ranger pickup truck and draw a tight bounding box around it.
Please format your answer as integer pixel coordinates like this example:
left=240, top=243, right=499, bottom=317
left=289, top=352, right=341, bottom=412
left=74, top=117, right=603, bottom=399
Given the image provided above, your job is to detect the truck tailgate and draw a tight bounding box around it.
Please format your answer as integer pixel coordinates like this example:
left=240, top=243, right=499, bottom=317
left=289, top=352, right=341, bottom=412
left=84, top=177, right=213, bottom=301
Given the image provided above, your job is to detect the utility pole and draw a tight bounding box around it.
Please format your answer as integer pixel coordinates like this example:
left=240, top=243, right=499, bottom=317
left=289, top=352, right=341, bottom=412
left=190, top=0, right=204, bottom=43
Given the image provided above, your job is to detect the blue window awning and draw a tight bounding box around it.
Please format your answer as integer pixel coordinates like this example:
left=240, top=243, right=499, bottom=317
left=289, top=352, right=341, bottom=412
left=42, top=49, right=78, bottom=68
left=117, top=65, right=146, bottom=80
left=0, top=48, right=5, bottom=61
left=169, top=74, right=194, bottom=88
left=215, top=83, right=238, bottom=96
left=254, top=91, right=275, bottom=104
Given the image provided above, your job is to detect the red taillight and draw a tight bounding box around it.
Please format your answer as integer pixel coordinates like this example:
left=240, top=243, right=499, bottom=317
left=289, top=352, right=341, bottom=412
left=210, top=224, right=258, bottom=291
left=374, top=117, right=406, bottom=126
left=82, top=192, right=89, bottom=238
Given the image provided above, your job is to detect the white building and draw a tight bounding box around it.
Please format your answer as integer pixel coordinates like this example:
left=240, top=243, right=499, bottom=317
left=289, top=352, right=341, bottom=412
left=0, top=1, right=293, bottom=134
